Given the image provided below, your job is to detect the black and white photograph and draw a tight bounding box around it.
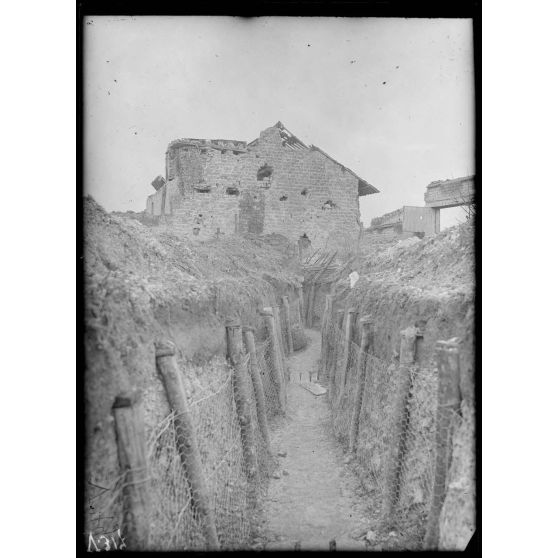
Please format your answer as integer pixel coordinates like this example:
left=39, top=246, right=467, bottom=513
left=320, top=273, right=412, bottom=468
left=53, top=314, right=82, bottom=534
left=81, top=10, right=478, bottom=552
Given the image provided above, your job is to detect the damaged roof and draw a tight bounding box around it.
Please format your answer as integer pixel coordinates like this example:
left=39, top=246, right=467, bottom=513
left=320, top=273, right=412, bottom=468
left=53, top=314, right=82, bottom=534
left=249, top=122, right=379, bottom=196
left=248, top=121, right=307, bottom=149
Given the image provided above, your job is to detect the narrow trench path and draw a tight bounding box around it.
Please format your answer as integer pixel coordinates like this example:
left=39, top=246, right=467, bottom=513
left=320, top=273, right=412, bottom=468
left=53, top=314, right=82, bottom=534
left=261, top=329, right=370, bottom=551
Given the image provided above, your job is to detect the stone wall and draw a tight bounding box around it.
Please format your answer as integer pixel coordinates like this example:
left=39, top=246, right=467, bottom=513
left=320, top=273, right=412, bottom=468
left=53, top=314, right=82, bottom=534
left=144, top=125, right=369, bottom=252
left=369, top=207, right=403, bottom=230
left=424, top=176, right=475, bottom=209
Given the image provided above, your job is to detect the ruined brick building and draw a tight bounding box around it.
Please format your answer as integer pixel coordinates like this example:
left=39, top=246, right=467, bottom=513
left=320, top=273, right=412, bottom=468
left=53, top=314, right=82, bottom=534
left=145, top=122, right=378, bottom=253
left=367, top=175, right=475, bottom=239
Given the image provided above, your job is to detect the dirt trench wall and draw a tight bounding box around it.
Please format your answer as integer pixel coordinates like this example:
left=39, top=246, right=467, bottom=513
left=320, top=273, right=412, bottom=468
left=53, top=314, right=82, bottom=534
left=330, top=280, right=474, bottom=405
left=321, top=267, right=475, bottom=548
left=84, top=198, right=304, bottom=537
left=85, top=277, right=301, bottom=489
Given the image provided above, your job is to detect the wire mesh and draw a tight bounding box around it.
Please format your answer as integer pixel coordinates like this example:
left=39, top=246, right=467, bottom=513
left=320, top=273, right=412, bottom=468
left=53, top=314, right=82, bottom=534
left=147, top=368, right=250, bottom=550
left=256, top=338, right=282, bottom=418
left=84, top=472, right=127, bottom=549
left=91, top=341, right=284, bottom=551
left=325, top=322, right=472, bottom=550
left=391, top=364, right=438, bottom=546
left=354, top=354, right=397, bottom=494
left=331, top=339, right=361, bottom=448
left=323, top=321, right=346, bottom=399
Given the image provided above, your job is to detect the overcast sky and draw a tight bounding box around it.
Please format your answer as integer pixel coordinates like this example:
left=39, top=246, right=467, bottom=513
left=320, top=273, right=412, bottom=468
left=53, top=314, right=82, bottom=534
left=84, top=16, right=474, bottom=229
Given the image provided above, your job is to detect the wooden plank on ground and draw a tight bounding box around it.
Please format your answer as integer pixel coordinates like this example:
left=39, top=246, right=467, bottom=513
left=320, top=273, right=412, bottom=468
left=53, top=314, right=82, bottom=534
left=299, top=382, right=327, bottom=396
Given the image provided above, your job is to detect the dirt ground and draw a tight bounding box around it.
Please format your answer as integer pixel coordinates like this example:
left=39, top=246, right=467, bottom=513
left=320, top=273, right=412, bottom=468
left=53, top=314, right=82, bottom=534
left=260, top=330, right=372, bottom=551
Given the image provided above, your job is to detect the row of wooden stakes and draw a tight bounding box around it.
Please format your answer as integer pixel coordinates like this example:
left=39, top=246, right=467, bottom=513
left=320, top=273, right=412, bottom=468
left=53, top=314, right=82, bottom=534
left=320, top=294, right=463, bottom=549
left=109, top=306, right=301, bottom=551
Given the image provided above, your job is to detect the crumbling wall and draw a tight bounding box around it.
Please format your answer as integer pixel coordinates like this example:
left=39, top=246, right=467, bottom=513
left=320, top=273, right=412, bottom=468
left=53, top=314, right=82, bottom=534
left=424, top=176, right=474, bottom=209
left=145, top=126, right=363, bottom=252
left=370, top=207, right=403, bottom=230
left=255, top=127, right=361, bottom=253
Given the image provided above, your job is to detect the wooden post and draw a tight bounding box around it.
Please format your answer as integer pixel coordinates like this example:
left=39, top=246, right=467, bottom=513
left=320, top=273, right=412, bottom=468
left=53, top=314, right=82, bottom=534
left=297, top=284, right=304, bottom=325
left=306, top=282, right=316, bottom=327
left=155, top=340, right=219, bottom=550
left=281, top=296, right=294, bottom=355
left=225, top=319, right=259, bottom=507
left=260, top=307, right=287, bottom=412
left=320, top=295, right=333, bottom=381
left=112, top=391, right=150, bottom=551
left=272, top=305, right=288, bottom=376
left=381, top=326, right=417, bottom=529
left=335, top=308, right=356, bottom=405
left=328, top=309, right=346, bottom=403
left=424, top=339, right=461, bottom=550
left=336, top=309, right=344, bottom=329
left=243, top=327, right=272, bottom=455
left=327, top=297, right=337, bottom=376
left=351, top=310, right=360, bottom=345
left=348, top=315, right=374, bottom=454
left=295, top=298, right=303, bottom=327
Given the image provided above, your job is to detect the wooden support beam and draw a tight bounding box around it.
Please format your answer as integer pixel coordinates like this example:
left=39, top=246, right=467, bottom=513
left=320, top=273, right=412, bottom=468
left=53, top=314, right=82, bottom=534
left=335, top=308, right=356, bottom=406
left=225, top=319, right=259, bottom=508
left=259, top=307, right=287, bottom=412
left=381, top=326, right=417, bottom=529
left=112, top=390, right=151, bottom=551
left=243, top=327, right=272, bottom=455
left=424, top=338, right=461, bottom=549
left=348, top=315, right=374, bottom=453
left=155, top=340, right=219, bottom=549
left=281, top=296, right=294, bottom=355
left=272, top=305, right=288, bottom=378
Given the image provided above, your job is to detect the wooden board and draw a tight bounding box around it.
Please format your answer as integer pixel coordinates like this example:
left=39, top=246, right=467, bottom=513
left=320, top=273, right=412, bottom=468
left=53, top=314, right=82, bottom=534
left=299, top=382, right=327, bottom=396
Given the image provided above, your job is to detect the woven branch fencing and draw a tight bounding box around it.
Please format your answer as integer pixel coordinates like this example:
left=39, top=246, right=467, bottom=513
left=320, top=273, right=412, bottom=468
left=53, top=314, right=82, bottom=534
left=322, top=310, right=474, bottom=550
left=85, top=317, right=288, bottom=551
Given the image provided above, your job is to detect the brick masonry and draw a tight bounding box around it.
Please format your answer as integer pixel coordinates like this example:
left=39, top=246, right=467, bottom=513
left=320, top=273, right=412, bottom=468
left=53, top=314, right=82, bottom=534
left=145, top=124, right=377, bottom=252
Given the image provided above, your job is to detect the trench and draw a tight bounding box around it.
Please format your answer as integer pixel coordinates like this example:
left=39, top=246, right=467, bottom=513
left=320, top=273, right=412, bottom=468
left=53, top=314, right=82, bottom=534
left=259, top=329, right=370, bottom=551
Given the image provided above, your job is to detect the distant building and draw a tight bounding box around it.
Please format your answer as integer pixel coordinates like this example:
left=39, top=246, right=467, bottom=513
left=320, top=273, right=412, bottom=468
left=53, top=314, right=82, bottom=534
left=368, top=175, right=475, bottom=238
left=145, top=122, right=378, bottom=253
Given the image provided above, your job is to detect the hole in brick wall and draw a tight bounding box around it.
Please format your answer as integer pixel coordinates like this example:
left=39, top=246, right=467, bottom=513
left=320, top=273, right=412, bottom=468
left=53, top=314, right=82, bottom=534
left=279, top=195, right=288, bottom=201
left=226, top=187, right=240, bottom=196
left=301, top=188, right=308, bottom=196
left=221, top=150, right=226, bottom=154
left=201, top=148, right=207, bottom=154
left=298, top=233, right=311, bottom=252
left=322, top=200, right=337, bottom=210
left=257, top=164, right=273, bottom=181
left=233, top=151, right=240, bottom=155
